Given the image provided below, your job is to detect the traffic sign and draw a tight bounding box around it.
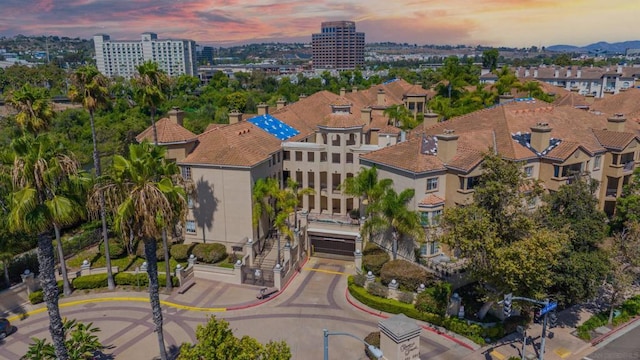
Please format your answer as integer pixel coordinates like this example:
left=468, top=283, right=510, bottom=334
left=539, top=301, right=557, bottom=316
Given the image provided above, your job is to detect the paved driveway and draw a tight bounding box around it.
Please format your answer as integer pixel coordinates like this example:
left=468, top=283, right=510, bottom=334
left=1, top=258, right=473, bottom=359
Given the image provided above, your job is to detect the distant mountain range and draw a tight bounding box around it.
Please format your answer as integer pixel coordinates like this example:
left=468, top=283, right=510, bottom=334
left=547, top=41, right=640, bottom=54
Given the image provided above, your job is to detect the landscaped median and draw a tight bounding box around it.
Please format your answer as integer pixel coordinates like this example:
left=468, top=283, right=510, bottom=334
left=347, top=276, right=504, bottom=345
left=576, top=294, right=640, bottom=341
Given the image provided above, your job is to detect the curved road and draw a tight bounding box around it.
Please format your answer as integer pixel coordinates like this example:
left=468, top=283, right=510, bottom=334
left=0, top=258, right=473, bottom=359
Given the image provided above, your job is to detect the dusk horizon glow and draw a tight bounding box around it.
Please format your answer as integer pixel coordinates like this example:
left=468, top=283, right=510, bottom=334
left=0, top=0, right=637, bottom=47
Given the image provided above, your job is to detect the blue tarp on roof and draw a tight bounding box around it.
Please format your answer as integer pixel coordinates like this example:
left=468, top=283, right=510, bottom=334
left=247, top=114, right=299, bottom=141
left=383, top=78, right=399, bottom=85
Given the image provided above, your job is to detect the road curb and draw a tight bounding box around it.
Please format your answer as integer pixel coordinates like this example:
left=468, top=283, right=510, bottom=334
left=590, top=315, right=640, bottom=346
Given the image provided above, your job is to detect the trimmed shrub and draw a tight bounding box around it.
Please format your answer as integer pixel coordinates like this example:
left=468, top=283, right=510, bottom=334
left=352, top=274, right=366, bottom=287
left=73, top=274, right=108, bottom=289
left=362, top=243, right=389, bottom=276
left=114, top=272, right=147, bottom=286
left=398, top=291, right=415, bottom=304
left=366, top=281, right=388, bottom=298
left=99, top=239, right=127, bottom=259
left=364, top=332, right=381, bottom=360
left=191, top=243, right=227, bottom=264
left=135, top=240, right=167, bottom=261
left=170, top=244, right=194, bottom=261
left=28, top=280, right=65, bottom=304
left=415, top=292, right=440, bottom=314
left=380, top=259, right=435, bottom=291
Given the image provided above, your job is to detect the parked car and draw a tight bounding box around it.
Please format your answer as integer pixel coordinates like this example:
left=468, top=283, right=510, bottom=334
left=0, top=318, right=13, bottom=339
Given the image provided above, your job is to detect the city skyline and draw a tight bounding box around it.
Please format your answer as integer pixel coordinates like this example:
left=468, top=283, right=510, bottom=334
left=0, top=0, right=637, bottom=47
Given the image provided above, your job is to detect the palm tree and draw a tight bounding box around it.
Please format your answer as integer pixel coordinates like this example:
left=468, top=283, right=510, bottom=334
left=6, top=83, right=55, bottom=135
left=283, top=178, right=315, bottom=231
left=69, top=65, right=116, bottom=291
left=8, top=134, right=87, bottom=360
left=341, top=166, right=393, bottom=219
left=363, top=188, right=425, bottom=260
left=132, top=61, right=169, bottom=145
left=383, top=104, right=418, bottom=130
left=94, top=142, right=186, bottom=360
left=251, top=177, right=279, bottom=245
left=519, top=80, right=542, bottom=98
left=493, top=67, right=521, bottom=96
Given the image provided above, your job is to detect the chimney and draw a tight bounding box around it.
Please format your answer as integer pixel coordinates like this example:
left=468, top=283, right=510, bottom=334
left=554, top=68, right=559, bottom=78
left=360, top=107, right=372, bottom=125
left=377, top=89, right=386, bottom=106
left=617, top=65, right=622, bottom=74
left=436, top=130, right=459, bottom=163
left=352, top=86, right=358, bottom=93
left=168, top=107, right=185, bottom=126
left=228, top=110, right=243, bottom=124
left=340, top=87, right=346, bottom=97
left=530, top=122, right=552, bottom=153
left=257, top=103, right=269, bottom=116
left=577, top=68, right=582, bottom=78
left=276, top=98, right=287, bottom=110
left=607, top=113, right=626, bottom=132
left=524, top=69, right=530, bottom=77
left=534, top=69, right=539, bottom=78
left=498, top=94, right=514, bottom=104
left=422, top=111, right=439, bottom=129
left=566, top=67, right=571, bottom=78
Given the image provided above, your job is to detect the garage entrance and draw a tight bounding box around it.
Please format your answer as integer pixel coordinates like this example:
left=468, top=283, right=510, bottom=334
left=309, top=231, right=356, bottom=259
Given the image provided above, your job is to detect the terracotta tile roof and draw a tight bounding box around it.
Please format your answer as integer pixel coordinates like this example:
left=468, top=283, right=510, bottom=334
left=592, top=129, right=637, bottom=151
left=544, top=141, right=584, bottom=161
left=360, top=136, right=446, bottom=174
left=378, top=125, right=402, bottom=135
left=403, top=84, right=429, bottom=97
left=180, top=121, right=281, bottom=167
left=590, top=88, right=640, bottom=116
left=419, top=194, right=445, bottom=206
left=446, top=147, right=485, bottom=172
left=205, top=123, right=226, bottom=132
left=323, top=112, right=365, bottom=128
left=553, top=91, right=590, bottom=108
left=365, top=114, right=389, bottom=131
left=136, top=117, right=197, bottom=144
left=330, top=97, right=353, bottom=107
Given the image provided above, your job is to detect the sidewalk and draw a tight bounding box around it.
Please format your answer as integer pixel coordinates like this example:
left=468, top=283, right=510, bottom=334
left=461, top=303, right=633, bottom=360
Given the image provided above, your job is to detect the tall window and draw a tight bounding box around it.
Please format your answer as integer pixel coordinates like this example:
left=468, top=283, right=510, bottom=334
left=181, top=166, right=192, bottom=180
left=594, top=155, right=602, bottom=170
left=186, top=220, right=196, bottom=234
left=426, top=177, right=438, bottom=192
left=524, top=166, right=533, bottom=178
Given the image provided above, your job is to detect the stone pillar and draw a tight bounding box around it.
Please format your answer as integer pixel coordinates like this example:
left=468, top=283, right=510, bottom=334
left=355, top=234, right=363, bottom=253
left=447, top=292, right=462, bottom=317
left=21, top=269, right=38, bottom=295
left=273, top=264, right=282, bottom=290
left=365, top=271, right=375, bottom=285
left=175, top=264, right=183, bottom=279
left=234, top=260, right=243, bottom=285
left=245, top=238, right=255, bottom=267
left=81, top=259, right=91, bottom=276
left=141, top=261, right=148, bottom=272
left=354, top=249, right=363, bottom=274
left=188, top=254, right=197, bottom=267
left=379, top=314, right=421, bottom=360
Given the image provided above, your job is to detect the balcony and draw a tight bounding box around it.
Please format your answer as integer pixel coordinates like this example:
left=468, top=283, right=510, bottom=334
left=605, top=188, right=618, bottom=198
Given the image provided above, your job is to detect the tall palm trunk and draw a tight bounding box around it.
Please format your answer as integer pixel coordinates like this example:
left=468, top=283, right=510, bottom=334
left=162, top=228, right=172, bottom=291
left=53, top=224, right=72, bottom=297
left=151, top=107, right=158, bottom=145
left=37, top=232, right=69, bottom=359
left=90, top=110, right=115, bottom=290
left=144, top=238, right=168, bottom=360
left=392, top=230, right=399, bottom=260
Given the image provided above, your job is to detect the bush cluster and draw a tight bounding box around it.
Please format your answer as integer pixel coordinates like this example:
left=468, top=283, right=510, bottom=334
left=380, top=259, right=435, bottom=291
left=170, top=244, right=194, bottom=261
left=363, top=332, right=381, bottom=360
left=366, top=281, right=389, bottom=298
left=576, top=295, right=640, bottom=340
left=28, top=281, right=64, bottom=304
left=99, top=239, right=127, bottom=259
left=135, top=240, right=167, bottom=261
left=191, top=243, right=227, bottom=264
left=362, top=243, right=389, bottom=276
left=397, top=291, right=415, bottom=304
left=73, top=274, right=108, bottom=289
left=348, top=276, right=490, bottom=345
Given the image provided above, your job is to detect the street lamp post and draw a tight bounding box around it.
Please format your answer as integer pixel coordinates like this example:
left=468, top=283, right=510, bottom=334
left=323, top=329, right=383, bottom=360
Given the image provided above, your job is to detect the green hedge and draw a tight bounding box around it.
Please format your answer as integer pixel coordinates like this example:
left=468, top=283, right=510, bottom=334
left=348, top=276, right=488, bottom=344
left=71, top=273, right=179, bottom=291
left=192, top=243, right=227, bottom=264
left=73, top=274, right=109, bottom=289
left=28, top=281, right=64, bottom=304
left=576, top=295, right=640, bottom=340
left=362, top=243, right=389, bottom=276
left=170, top=244, right=194, bottom=261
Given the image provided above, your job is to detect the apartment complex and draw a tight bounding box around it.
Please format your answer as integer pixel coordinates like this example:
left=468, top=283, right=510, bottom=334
left=312, top=21, right=365, bottom=70
left=93, top=33, right=197, bottom=78
left=137, top=82, right=640, bottom=260
left=481, top=65, right=640, bottom=98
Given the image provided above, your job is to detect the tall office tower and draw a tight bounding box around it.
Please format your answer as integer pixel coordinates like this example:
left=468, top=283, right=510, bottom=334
left=312, top=21, right=365, bottom=70
left=93, top=33, right=197, bottom=78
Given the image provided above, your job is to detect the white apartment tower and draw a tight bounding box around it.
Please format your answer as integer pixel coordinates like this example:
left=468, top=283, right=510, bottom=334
left=93, top=33, right=197, bottom=78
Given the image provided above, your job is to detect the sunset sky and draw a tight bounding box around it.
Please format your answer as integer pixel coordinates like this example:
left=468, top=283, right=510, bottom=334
left=0, top=0, right=636, bottom=47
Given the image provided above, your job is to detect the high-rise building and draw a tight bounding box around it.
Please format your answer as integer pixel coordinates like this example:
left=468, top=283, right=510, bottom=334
left=312, top=21, right=365, bottom=70
left=93, top=33, right=197, bottom=78
left=196, top=45, right=215, bottom=65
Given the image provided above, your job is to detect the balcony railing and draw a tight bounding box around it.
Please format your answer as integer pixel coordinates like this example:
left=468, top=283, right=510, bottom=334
left=623, top=161, right=635, bottom=172
left=606, top=188, right=618, bottom=197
